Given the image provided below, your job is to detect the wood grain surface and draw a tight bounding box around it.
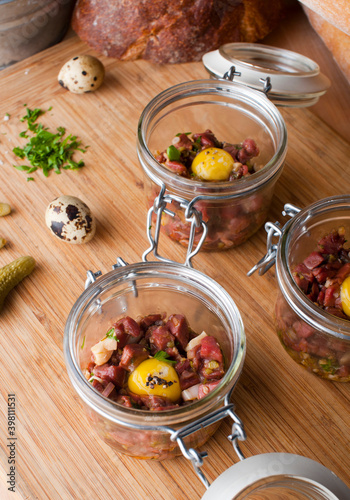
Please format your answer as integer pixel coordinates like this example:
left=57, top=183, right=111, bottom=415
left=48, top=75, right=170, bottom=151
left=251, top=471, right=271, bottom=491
left=0, top=18, right=350, bottom=500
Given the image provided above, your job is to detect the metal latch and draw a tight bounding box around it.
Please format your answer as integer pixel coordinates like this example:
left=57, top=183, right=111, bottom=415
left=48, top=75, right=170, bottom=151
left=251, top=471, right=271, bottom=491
left=223, top=65, right=272, bottom=96
left=248, top=203, right=301, bottom=276
left=170, top=402, right=246, bottom=489
left=142, top=183, right=208, bottom=268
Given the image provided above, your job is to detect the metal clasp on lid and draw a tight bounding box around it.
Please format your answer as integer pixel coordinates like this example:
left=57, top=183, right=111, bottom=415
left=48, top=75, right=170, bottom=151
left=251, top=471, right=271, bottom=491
left=170, top=401, right=246, bottom=489
left=283, top=203, right=301, bottom=218
left=223, top=65, right=241, bottom=81
left=85, top=258, right=129, bottom=290
left=223, top=65, right=272, bottom=96
left=247, top=221, right=282, bottom=276
left=247, top=203, right=301, bottom=276
left=259, top=76, right=272, bottom=95
left=83, top=258, right=138, bottom=311
left=142, top=183, right=208, bottom=267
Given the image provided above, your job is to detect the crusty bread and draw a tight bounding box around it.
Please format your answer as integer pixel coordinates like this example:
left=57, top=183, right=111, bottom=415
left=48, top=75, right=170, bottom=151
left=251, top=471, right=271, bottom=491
left=240, top=0, right=285, bottom=42
left=301, top=3, right=350, bottom=83
left=72, top=0, right=284, bottom=64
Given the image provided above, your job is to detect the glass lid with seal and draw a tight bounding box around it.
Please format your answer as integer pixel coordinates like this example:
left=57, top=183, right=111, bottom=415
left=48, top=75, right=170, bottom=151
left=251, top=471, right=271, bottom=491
left=201, top=453, right=350, bottom=499
left=202, top=43, right=330, bottom=107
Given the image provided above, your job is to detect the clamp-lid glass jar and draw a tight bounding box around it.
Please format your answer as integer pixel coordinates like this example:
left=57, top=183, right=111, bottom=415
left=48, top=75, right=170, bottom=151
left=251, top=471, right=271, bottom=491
left=63, top=260, right=350, bottom=496
left=137, top=43, right=330, bottom=253
left=250, top=195, right=350, bottom=381
left=137, top=79, right=287, bottom=251
left=64, top=260, right=245, bottom=462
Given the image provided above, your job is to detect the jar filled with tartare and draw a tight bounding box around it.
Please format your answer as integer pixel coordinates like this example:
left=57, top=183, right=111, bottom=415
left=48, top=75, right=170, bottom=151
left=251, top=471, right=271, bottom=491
left=137, top=80, right=287, bottom=251
left=64, top=261, right=245, bottom=459
left=253, top=196, right=350, bottom=382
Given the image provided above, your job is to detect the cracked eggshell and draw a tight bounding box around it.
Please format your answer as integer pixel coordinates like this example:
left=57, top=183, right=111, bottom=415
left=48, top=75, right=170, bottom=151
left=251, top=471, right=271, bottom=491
left=58, top=55, right=105, bottom=94
left=45, top=195, right=96, bottom=244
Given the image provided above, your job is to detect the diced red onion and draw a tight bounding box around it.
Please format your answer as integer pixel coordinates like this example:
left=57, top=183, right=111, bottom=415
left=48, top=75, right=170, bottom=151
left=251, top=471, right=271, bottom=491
left=185, top=331, right=207, bottom=352
left=181, top=383, right=200, bottom=401
left=89, top=375, right=104, bottom=384
left=102, top=382, right=115, bottom=397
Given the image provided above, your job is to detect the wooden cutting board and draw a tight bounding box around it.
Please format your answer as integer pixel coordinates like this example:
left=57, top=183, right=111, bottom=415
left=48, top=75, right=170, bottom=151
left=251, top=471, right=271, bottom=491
left=0, top=33, right=350, bottom=500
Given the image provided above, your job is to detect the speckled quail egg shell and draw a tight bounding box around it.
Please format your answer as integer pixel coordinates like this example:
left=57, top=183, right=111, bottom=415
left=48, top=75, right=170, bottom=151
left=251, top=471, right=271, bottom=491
left=58, top=55, right=105, bottom=94
left=45, top=195, right=96, bottom=244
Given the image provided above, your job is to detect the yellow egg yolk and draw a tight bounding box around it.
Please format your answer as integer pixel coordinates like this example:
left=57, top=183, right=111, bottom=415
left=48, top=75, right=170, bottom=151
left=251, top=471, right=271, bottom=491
left=191, top=147, right=234, bottom=181
left=128, top=358, right=181, bottom=402
left=341, top=275, right=350, bottom=317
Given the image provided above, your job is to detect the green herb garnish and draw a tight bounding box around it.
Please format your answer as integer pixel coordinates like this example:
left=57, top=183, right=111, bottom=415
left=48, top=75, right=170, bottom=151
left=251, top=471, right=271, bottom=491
left=26, top=177, right=34, bottom=182
left=106, top=327, right=118, bottom=342
left=20, top=107, right=45, bottom=131
left=166, top=145, right=181, bottom=161
left=81, top=335, right=86, bottom=349
left=192, top=137, right=202, bottom=151
left=175, top=132, right=191, bottom=136
left=154, top=350, right=177, bottom=365
left=319, top=358, right=338, bottom=374
left=12, top=106, right=87, bottom=180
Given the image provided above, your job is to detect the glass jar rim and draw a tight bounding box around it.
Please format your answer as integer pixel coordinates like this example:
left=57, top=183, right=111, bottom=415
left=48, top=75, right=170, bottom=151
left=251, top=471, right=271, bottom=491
left=64, top=261, right=246, bottom=428
left=276, top=195, right=350, bottom=339
left=137, top=79, right=287, bottom=198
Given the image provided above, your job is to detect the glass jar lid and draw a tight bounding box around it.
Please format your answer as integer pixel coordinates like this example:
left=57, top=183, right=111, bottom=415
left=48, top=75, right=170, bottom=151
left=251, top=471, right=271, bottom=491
left=202, top=43, right=330, bottom=107
left=201, top=453, right=350, bottom=499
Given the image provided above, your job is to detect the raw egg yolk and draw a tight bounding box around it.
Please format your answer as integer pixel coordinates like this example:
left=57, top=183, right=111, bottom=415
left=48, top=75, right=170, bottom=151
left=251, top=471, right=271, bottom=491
left=191, top=147, right=234, bottom=181
left=341, top=275, right=350, bottom=317
left=128, top=358, right=181, bottom=402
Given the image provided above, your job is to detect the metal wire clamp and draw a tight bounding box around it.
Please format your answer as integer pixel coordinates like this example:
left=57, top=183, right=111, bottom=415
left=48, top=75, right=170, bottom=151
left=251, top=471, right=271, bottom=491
left=247, top=203, right=302, bottom=276
left=170, top=403, right=246, bottom=489
left=142, top=184, right=208, bottom=267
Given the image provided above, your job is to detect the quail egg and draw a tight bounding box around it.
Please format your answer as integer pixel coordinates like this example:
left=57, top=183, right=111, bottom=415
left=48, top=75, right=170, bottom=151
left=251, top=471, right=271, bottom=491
left=45, top=195, right=96, bottom=244
left=58, top=55, right=105, bottom=94
left=191, top=147, right=234, bottom=181
left=128, top=358, right=181, bottom=402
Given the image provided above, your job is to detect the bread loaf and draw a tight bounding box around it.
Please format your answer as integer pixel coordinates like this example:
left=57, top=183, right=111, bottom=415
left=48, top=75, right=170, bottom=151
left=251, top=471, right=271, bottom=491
left=72, top=0, right=284, bottom=64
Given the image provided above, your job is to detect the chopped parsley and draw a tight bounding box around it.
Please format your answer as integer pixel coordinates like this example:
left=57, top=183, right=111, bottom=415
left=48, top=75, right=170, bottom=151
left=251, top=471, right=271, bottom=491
left=154, top=350, right=177, bottom=365
left=106, top=327, right=118, bottom=342
left=81, top=335, right=86, bottom=349
left=12, top=106, right=87, bottom=179
left=20, top=107, right=45, bottom=131
left=176, top=132, right=191, bottom=136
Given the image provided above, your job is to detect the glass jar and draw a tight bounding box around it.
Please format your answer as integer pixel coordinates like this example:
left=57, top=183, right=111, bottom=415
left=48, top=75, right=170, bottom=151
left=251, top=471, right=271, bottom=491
left=201, top=453, right=349, bottom=500
left=234, top=476, right=338, bottom=500
left=137, top=80, right=287, bottom=252
left=64, top=261, right=245, bottom=461
left=251, top=196, right=350, bottom=382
